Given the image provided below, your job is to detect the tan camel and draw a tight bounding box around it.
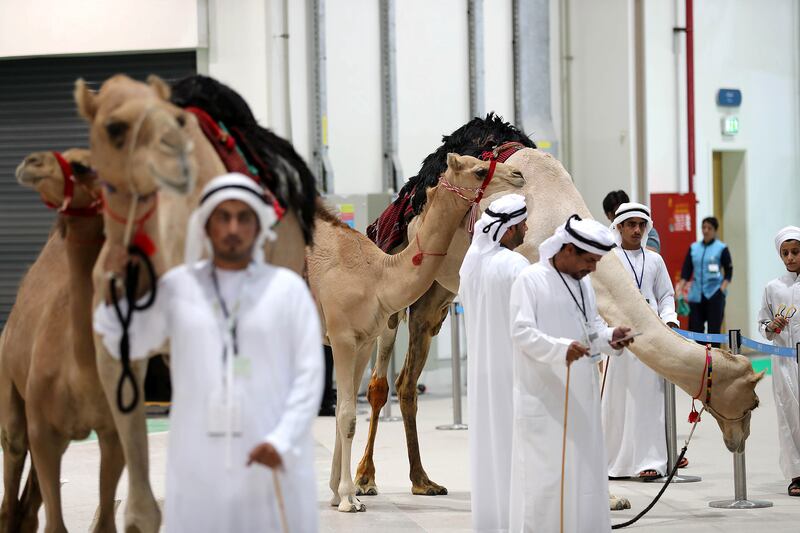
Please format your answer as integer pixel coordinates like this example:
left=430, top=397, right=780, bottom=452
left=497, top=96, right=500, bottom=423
left=74, top=73, right=316, bottom=532
left=356, top=147, right=764, bottom=509
left=307, top=153, right=524, bottom=513
left=0, top=149, right=124, bottom=533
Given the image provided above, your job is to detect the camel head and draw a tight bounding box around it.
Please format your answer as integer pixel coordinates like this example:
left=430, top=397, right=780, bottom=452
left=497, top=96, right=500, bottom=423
left=74, top=74, right=196, bottom=196
left=16, top=148, right=100, bottom=211
left=706, top=348, right=765, bottom=452
left=440, top=153, right=525, bottom=198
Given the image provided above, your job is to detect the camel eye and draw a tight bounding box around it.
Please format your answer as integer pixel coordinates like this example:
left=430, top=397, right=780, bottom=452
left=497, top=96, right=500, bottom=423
left=105, top=121, right=129, bottom=148
left=475, top=167, right=488, bottom=178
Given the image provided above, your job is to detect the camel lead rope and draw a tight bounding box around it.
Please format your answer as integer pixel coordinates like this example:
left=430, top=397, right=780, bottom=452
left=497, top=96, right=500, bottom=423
left=560, top=363, right=572, bottom=533
left=273, top=470, right=289, bottom=533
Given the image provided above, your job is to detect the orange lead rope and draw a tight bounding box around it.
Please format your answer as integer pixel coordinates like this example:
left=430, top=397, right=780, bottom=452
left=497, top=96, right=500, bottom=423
left=560, top=362, right=572, bottom=533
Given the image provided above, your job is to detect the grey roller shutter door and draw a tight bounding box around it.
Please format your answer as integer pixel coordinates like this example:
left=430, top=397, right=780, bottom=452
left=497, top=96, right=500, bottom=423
left=0, top=52, right=196, bottom=327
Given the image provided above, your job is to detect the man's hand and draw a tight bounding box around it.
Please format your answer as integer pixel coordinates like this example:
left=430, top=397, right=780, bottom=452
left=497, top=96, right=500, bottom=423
left=667, top=322, right=679, bottom=329
left=566, top=341, right=590, bottom=366
left=610, top=326, right=634, bottom=349
left=247, top=442, right=283, bottom=469
left=769, top=315, right=789, bottom=332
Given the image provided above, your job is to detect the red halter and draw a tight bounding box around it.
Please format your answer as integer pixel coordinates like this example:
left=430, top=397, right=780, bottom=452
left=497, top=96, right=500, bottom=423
left=41, top=152, right=103, bottom=217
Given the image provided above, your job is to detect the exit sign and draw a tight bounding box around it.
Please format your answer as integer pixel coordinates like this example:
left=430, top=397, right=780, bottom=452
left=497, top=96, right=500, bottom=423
left=721, top=116, right=739, bottom=136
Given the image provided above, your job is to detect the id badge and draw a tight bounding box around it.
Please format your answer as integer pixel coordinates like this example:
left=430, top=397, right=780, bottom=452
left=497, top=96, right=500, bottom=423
left=234, top=356, right=252, bottom=379
left=708, top=263, right=720, bottom=274
left=586, top=327, right=601, bottom=361
left=207, top=389, right=243, bottom=437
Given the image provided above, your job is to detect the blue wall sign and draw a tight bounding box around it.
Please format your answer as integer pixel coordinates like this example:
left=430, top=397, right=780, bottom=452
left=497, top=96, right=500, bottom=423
left=717, top=88, right=742, bottom=107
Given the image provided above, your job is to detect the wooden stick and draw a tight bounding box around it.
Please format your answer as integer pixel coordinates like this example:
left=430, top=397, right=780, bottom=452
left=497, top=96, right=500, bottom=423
left=273, top=470, right=289, bottom=533
left=560, top=363, right=572, bottom=533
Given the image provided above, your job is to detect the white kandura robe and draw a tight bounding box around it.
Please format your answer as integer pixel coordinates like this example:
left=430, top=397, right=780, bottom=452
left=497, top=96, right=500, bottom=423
left=459, top=245, right=530, bottom=533
left=94, top=261, right=323, bottom=533
left=509, top=261, right=620, bottom=533
left=601, top=247, right=678, bottom=477
left=758, top=271, right=800, bottom=480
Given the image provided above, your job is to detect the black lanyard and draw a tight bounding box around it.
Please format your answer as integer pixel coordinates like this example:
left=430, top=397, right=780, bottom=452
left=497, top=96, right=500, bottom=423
left=622, top=248, right=645, bottom=291
left=555, top=265, right=587, bottom=322
left=210, top=268, right=239, bottom=359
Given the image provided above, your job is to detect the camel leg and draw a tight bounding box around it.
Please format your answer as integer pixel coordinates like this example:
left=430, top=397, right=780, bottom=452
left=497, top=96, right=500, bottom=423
left=93, top=430, right=125, bottom=532
left=17, top=462, right=42, bottom=533
left=0, top=383, right=32, bottom=532
left=328, top=415, right=343, bottom=507
left=397, top=282, right=453, bottom=495
left=330, top=339, right=369, bottom=513
left=26, top=421, right=69, bottom=533
left=355, top=316, right=400, bottom=496
left=95, top=342, right=161, bottom=533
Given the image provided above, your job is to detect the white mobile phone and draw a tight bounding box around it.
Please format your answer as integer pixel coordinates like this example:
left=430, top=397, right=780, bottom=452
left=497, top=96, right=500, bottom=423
left=613, top=332, right=642, bottom=345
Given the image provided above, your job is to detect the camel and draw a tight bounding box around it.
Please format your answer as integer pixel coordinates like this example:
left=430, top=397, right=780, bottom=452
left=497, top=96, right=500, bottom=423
left=356, top=139, right=763, bottom=505
left=73, top=73, right=318, bottom=532
left=307, top=153, right=524, bottom=513
left=1, top=148, right=123, bottom=533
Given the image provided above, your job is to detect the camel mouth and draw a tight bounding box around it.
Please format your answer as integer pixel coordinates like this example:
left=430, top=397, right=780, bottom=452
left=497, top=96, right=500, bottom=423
left=16, top=171, right=42, bottom=188
left=148, top=162, right=194, bottom=196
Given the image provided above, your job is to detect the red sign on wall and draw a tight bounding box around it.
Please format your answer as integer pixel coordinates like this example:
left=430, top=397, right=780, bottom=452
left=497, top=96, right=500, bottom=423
left=650, top=192, right=697, bottom=328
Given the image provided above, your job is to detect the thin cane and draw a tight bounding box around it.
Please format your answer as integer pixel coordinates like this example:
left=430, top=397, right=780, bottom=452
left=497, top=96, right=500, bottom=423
left=273, top=470, right=289, bottom=533
left=560, top=362, right=572, bottom=533
left=600, top=356, right=611, bottom=400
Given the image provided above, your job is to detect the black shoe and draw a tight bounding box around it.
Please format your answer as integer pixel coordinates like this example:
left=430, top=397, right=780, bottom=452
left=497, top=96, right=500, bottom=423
left=318, top=403, right=336, bottom=417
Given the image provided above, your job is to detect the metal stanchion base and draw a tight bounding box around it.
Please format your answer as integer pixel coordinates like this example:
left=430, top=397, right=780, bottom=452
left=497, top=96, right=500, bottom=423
left=708, top=499, right=773, bottom=509
left=436, top=423, right=468, bottom=430
left=650, top=474, right=702, bottom=484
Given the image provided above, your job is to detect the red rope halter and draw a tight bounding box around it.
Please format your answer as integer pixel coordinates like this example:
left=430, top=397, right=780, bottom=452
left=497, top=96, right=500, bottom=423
left=40, top=152, right=102, bottom=217
left=102, top=191, right=159, bottom=256
left=688, top=345, right=712, bottom=423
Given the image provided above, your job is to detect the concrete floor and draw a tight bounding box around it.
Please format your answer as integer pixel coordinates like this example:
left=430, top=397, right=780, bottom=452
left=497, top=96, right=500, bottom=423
left=5, top=374, right=800, bottom=531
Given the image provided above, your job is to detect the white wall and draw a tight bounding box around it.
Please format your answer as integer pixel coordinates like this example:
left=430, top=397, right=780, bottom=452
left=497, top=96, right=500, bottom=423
left=567, top=0, right=638, bottom=220
left=0, top=0, right=201, bottom=58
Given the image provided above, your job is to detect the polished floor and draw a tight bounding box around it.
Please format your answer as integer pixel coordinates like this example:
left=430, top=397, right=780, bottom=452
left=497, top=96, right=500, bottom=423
left=3, top=375, right=800, bottom=531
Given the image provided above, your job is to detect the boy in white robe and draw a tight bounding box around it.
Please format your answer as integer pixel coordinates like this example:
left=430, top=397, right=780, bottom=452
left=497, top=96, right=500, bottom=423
left=757, top=225, right=800, bottom=496
left=601, top=202, right=679, bottom=480
left=509, top=215, right=634, bottom=533
left=94, top=173, right=323, bottom=532
left=459, top=194, right=529, bottom=533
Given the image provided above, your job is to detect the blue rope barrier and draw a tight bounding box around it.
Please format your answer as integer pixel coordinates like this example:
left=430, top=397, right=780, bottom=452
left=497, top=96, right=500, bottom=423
left=740, top=336, right=797, bottom=358
left=673, top=328, right=728, bottom=344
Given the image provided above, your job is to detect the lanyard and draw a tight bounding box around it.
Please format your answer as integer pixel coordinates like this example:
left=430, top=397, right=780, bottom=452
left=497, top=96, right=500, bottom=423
left=622, top=248, right=645, bottom=291
left=555, top=266, right=587, bottom=322
left=210, top=267, right=241, bottom=359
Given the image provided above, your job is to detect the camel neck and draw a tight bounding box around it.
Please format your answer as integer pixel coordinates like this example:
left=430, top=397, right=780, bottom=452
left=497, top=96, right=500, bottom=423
left=63, top=215, right=105, bottom=370
left=383, top=184, right=472, bottom=311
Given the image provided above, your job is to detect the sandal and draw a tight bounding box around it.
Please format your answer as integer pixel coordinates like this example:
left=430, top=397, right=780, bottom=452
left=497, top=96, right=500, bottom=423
left=789, top=477, right=800, bottom=497
left=638, top=469, right=660, bottom=480
left=678, top=457, right=689, bottom=468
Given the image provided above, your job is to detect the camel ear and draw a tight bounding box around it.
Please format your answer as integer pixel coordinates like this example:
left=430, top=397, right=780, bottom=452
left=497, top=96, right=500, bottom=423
left=446, top=153, right=462, bottom=171
left=147, top=75, right=171, bottom=101
left=74, top=79, right=97, bottom=121
left=750, top=369, right=767, bottom=383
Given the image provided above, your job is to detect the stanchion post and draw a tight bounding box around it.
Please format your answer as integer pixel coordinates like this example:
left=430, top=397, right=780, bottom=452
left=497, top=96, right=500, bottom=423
left=379, top=345, right=402, bottom=422
left=709, top=330, right=772, bottom=509
left=652, top=378, right=701, bottom=483
left=437, top=302, right=468, bottom=431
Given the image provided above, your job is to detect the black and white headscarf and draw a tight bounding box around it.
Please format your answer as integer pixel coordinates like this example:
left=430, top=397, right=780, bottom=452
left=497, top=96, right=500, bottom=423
left=184, top=173, right=278, bottom=265
left=538, top=214, right=616, bottom=263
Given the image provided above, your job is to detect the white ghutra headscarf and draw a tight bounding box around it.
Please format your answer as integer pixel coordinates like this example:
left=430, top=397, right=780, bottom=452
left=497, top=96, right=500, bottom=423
left=610, top=202, right=653, bottom=246
left=538, top=214, right=616, bottom=264
left=470, top=193, right=528, bottom=254
left=184, top=173, right=278, bottom=266
left=774, top=226, right=800, bottom=255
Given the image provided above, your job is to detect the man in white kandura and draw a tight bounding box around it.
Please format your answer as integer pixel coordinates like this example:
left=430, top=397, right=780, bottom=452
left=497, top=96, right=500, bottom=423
left=601, top=202, right=679, bottom=480
left=94, top=173, right=323, bottom=532
left=508, top=214, right=634, bottom=533
left=459, top=194, right=529, bottom=533
left=758, top=226, right=800, bottom=497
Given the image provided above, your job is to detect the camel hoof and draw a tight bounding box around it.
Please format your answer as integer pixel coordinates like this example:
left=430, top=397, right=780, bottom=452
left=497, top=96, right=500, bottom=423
left=609, top=495, right=631, bottom=511
left=355, top=484, right=379, bottom=496
left=329, top=494, right=341, bottom=507
left=412, top=481, right=448, bottom=496
left=337, top=496, right=366, bottom=513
